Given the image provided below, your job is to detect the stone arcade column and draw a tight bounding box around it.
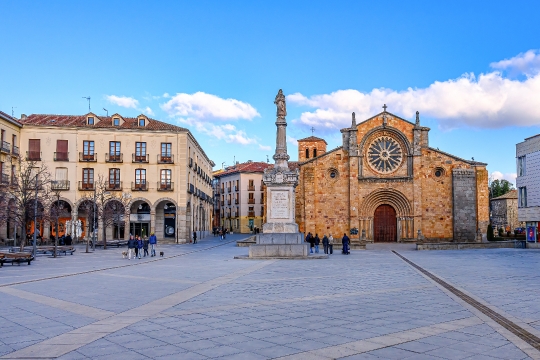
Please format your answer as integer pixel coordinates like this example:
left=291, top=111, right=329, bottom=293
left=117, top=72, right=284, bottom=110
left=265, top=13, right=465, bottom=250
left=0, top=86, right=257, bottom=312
left=246, top=90, right=312, bottom=259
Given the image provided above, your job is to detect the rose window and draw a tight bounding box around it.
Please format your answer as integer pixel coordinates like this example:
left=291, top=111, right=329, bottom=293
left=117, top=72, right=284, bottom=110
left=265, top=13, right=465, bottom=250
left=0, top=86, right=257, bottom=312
left=367, top=136, right=403, bottom=173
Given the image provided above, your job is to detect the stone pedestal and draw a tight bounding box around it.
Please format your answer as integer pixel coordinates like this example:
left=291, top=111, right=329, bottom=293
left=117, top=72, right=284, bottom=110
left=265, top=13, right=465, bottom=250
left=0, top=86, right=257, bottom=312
left=249, top=233, right=308, bottom=258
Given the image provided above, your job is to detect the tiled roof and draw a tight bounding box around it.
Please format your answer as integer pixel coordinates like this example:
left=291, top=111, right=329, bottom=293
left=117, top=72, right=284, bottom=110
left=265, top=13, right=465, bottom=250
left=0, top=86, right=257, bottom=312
left=20, top=113, right=189, bottom=132
left=0, top=110, right=23, bottom=127
left=215, top=161, right=272, bottom=177
left=492, top=189, right=518, bottom=200
left=297, top=136, right=328, bottom=144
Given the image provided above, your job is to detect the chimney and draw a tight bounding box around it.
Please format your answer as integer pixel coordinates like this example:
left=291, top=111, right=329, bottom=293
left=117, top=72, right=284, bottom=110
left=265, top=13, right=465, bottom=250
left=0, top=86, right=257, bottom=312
left=21, top=114, right=27, bottom=120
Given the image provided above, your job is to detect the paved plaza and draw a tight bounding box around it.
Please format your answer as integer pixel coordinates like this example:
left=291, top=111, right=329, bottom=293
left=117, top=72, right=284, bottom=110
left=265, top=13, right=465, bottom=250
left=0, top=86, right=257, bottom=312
left=1, top=236, right=540, bottom=359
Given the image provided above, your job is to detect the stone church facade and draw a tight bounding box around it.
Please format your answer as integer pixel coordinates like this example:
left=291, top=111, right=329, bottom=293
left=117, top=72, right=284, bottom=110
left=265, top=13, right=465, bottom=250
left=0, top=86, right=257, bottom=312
left=296, top=109, right=489, bottom=245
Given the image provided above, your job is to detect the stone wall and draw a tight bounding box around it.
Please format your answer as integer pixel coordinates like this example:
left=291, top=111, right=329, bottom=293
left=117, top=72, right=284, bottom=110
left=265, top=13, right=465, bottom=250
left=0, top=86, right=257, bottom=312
left=452, top=169, right=477, bottom=241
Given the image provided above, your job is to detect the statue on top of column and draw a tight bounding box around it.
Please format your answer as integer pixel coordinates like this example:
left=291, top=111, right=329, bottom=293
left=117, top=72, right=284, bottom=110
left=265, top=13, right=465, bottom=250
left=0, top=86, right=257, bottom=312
left=274, top=89, right=287, bottom=117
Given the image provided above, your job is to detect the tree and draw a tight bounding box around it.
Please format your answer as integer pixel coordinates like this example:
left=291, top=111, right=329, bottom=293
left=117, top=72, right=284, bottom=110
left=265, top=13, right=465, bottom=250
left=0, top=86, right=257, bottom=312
left=80, top=174, right=131, bottom=249
left=3, top=157, right=52, bottom=252
left=489, top=179, right=515, bottom=199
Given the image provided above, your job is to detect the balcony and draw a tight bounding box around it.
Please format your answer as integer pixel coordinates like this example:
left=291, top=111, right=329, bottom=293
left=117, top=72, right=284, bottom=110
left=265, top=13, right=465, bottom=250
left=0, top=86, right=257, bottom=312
left=1, top=173, right=9, bottom=185
left=189, top=157, right=193, bottom=167
left=248, top=211, right=255, bottom=217
left=220, top=188, right=225, bottom=194
left=248, top=185, right=255, bottom=191
left=106, top=181, right=123, bottom=191
left=234, top=212, right=239, bottom=217
left=78, top=181, right=94, bottom=191
left=54, top=152, right=69, bottom=161
left=1, top=141, right=11, bottom=154
left=51, top=180, right=70, bottom=190
left=227, top=187, right=231, bottom=193
left=227, top=200, right=231, bottom=205
left=106, top=153, right=123, bottom=163
left=79, top=152, right=96, bottom=162
left=158, top=182, right=174, bottom=191
left=12, top=145, right=19, bottom=156
left=158, top=154, right=174, bottom=164
left=220, top=200, right=224, bottom=206
left=188, top=183, right=194, bottom=194
left=235, top=199, right=239, bottom=204
left=131, top=181, right=148, bottom=191
left=248, top=198, right=255, bottom=204
left=26, top=151, right=42, bottom=161
left=234, top=185, right=238, bottom=191
left=132, top=154, right=149, bottom=163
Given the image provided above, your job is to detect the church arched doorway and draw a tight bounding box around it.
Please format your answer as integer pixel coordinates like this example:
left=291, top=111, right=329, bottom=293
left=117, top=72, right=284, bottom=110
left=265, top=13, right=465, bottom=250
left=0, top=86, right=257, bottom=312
left=373, top=204, right=397, bottom=242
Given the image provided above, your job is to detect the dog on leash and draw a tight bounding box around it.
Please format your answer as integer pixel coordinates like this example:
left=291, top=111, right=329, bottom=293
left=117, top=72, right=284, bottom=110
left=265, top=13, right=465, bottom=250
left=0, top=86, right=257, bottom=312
left=122, top=251, right=128, bottom=259
left=159, top=251, right=164, bottom=257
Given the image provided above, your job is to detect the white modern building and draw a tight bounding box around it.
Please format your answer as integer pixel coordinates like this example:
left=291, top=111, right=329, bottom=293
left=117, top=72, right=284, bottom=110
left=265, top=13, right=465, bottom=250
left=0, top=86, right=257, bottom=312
left=516, top=133, right=540, bottom=242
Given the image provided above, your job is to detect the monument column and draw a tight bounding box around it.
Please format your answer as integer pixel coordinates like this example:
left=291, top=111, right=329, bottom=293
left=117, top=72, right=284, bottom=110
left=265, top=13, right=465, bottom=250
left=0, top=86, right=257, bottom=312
left=244, top=89, right=317, bottom=259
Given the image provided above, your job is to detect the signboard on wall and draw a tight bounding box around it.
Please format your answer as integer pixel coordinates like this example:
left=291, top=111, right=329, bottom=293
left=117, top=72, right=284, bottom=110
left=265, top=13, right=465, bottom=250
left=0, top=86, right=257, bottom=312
left=526, top=226, right=537, bottom=242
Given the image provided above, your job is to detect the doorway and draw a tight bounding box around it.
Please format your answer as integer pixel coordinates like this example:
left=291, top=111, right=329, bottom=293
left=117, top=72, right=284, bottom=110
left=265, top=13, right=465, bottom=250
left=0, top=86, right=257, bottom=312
left=373, top=204, right=397, bottom=242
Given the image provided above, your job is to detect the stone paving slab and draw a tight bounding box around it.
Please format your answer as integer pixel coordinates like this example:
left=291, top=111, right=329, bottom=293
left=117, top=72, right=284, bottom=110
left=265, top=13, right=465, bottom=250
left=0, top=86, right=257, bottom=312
left=1, top=238, right=539, bottom=359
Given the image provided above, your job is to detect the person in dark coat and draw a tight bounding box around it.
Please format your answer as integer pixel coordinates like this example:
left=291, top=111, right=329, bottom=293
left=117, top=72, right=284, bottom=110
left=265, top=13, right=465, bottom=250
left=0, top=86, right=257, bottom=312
left=306, top=232, right=314, bottom=253
left=127, top=235, right=136, bottom=260
left=143, top=237, right=149, bottom=257
left=149, top=232, right=157, bottom=256
left=322, top=234, right=329, bottom=254
left=314, top=234, right=320, bottom=253
left=65, top=234, right=72, bottom=246
left=136, top=235, right=143, bottom=259
left=193, top=231, right=197, bottom=244
left=342, top=233, right=350, bottom=255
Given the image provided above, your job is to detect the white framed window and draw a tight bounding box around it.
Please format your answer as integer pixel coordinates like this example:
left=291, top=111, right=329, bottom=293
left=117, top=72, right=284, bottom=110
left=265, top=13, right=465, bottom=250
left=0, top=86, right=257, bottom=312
left=519, top=187, right=527, bottom=208
left=518, top=156, right=526, bottom=177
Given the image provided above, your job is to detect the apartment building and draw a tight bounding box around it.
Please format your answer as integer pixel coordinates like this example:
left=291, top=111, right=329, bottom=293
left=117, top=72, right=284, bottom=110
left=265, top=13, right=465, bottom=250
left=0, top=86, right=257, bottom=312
left=516, top=134, right=540, bottom=242
left=214, top=161, right=270, bottom=233
left=1, top=112, right=214, bottom=244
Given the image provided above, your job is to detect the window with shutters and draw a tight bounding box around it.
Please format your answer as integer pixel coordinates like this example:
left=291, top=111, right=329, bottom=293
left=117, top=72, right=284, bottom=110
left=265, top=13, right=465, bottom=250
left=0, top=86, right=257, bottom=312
left=108, top=141, right=121, bottom=162
left=52, top=168, right=68, bottom=190
left=160, top=169, right=172, bottom=189
left=135, top=169, right=146, bottom=189
left=248, top=192, right=255, bottom=204
left=28, top=139, right=41, bottom=160
left=159, top=143, right=173, bottom=163
left=82, top=168, right=94, bottom=189
left=134, top=142, right=147, bottom=162
left=82, top=141, right=95, bottom=161
left=55, top=140, right=68, bottom=161
left=109, top=168, right=121, bottom=189
left=248, top=179, right=255, bottom=191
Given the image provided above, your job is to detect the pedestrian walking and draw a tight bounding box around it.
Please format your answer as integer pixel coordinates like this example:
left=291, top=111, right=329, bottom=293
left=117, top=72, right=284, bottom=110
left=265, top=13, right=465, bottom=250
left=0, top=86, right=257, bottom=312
left=143, top=237, right=149, bottom=257
left=193, top=231, right=197, bottom=244
left=328, top=234, right=334, bottom=254
left=342, top=233, right=350, bottom=255
left=322, top=234, right=329, bottom=254
left=306, top=232, right=314, bottom=253
left=127, top=234, right=136, bottom=260
left=149, top=232, right=157, bottom=257
left=314, top=234, right=320, bottom=253
left=137, top=235, right=143, bottom=259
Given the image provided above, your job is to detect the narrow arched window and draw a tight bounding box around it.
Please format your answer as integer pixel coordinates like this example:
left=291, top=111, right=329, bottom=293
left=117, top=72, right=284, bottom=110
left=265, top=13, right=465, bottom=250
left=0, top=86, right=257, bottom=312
left=305, top=148, right=309, bottom=158
left=313, top=148, right=317, bottom=157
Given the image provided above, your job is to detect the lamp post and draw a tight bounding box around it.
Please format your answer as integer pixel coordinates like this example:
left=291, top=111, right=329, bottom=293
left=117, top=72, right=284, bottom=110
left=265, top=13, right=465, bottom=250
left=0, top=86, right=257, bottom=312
left=92, top=186, right=96, bottom=250
left=199, top=201, right=204, bottom=242
left=32, top=174, right=38, bottom=257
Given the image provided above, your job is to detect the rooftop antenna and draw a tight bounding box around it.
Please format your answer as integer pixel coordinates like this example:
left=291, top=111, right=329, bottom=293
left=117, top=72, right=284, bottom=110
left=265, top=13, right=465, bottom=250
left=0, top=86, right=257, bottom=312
left=310, top=127, right=315, bottom=135
left=11, top=107, right=17, bottom=118
left=82, top=96, right=91, bottom=112
left=222, top=162, right=226, bottom=169
left=266, top=155, right=269, bottom=163
left=103, top=108, right=108, bottom=116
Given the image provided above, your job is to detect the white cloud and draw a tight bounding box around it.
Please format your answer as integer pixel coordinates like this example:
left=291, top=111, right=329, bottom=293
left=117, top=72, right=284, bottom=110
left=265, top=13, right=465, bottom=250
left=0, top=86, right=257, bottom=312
left=259, top=144, right=272, bottom=151
left=106, top=95, right=139, bottom=109
left=287, top=136, right=298, bottom=147
left=490, top=50, right=540, bottom=77
left=193, top=122, right=257, bottom=146
left=163, top=93, right=170, bottom=98
left=143, top=107, right=154, bottom=116
left=161, top=92, right=259, bottom=122
left=288, top=50, right=540, bottom=131
left=491, top=171, right=517, bottom=184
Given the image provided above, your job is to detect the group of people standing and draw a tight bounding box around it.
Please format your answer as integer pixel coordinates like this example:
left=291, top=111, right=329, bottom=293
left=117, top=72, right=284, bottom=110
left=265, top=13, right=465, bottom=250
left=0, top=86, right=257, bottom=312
left=305, top=232, right=351, bottom=255
left=212, top=227, right=228, bottom=240
left=127, top=233, right=157, bottom=259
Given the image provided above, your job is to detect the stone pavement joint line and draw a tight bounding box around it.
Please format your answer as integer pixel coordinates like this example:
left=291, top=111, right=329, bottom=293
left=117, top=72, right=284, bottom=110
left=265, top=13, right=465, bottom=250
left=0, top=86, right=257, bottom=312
left=393, top=250, right=540, bottom=352
left=0, top=287, right=114, bottom=320
left=275, top=316, right=483, bottom=360
left=0, top=259, right=277, bottom=359
left=0, top=238, right=239, bottom=288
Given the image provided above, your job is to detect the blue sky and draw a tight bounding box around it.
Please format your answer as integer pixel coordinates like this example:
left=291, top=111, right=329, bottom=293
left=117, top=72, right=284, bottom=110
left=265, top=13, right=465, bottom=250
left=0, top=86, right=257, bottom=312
left=2, top=0, right=540, bottom=184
